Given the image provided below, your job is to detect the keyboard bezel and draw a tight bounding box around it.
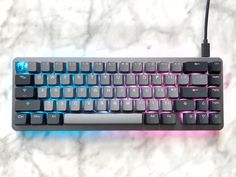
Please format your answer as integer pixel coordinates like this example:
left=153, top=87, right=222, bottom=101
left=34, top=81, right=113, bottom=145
left=12, top=57, right=224, bottom=131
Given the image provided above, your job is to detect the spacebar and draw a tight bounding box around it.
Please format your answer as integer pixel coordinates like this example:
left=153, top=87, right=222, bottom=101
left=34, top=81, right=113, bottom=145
left=64, top=114, right=143, bottom=124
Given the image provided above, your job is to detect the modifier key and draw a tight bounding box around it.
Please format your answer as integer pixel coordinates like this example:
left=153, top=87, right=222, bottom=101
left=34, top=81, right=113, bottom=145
left=161, top=114, right=176, bottom=124
left=15, top=74, right=34, bottom=86
left=15, top=113, right=30, bottom=125
left=15, top=100, right=42, bottom=112
left=180, top=87, right=207, bottom=98
left=183, top=62, right=208, bottom=73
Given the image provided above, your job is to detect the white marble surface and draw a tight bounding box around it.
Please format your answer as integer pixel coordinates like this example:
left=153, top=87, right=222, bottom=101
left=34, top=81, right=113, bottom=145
left=0, top=0, right=236, bottom=176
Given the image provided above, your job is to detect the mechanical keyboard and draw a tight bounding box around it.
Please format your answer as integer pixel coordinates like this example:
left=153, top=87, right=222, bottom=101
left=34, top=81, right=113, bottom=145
left=12, top=57, right=223, bottom=131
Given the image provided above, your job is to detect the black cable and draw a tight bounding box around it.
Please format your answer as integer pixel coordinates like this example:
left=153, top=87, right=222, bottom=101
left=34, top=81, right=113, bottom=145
left=201, top=0, right=211, bottom=57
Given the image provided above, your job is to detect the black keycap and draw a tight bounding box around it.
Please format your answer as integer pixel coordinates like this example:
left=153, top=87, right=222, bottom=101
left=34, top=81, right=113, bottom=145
left=129, top=87, right=139, bottom=98
left=100, top=74, right=111, bottom=85
left=15, top=74, right=34, bottom=86
left=174, top=100, right=194, bottom=111
left=161, top=114, right=176, bottom=124
left=132, top=62, right=143, bottom=73
left=196, top=100, right=208, bottom=111
left=139, top=74, right=149, bottom=85
left=158, top=62, right=169, bottom=73
left=170, top=62, right=182, bottom=73
left=145, top=62, right=156, bottom=73
left=164, top=75, right=175, bottom=85
left=38, top=87, right=50, bottom=98
left=47, top=75, right=59, bottom=85
left=84, top=100, right=94, bottom=112
left=31, top=114, right=45, bottom=125
left=209, top=113, right=222, bottom=124
left=81, top=62, right=91, bottom=73
left=145, top=114, right=159, bottom=124
left=183, top=62, right=208, bottom=73
left=189, top=74, right=208, bottom=86
left=209, top=88, right=220, bottom=98
left=151, top=75, right=162, bottom=85
left=28, top=62, right=40, bottom=73
left=113, top=74, right=123, bottom=86
left=135, top=100, right=146, bottom=112
left=15, top=100, right=42, bottom=112
left=61, top=74, right=72, bottom=85
left=96, top=100, right=107, bottom=111
left=87, top=74, right=98, bottom=86
left=208, top=62, right=221, bottom=74
left=15, top=113, right=30, bottom=125
left=74, top=74, right=85, bottom=85
left=47, top=114, right=63, bottom=125
left=15, top=88, right=36, bottom=99
left=35, top=75, right=46, bottom=86
left=126, top=74, right=136, bottom=85
left=70, top=100, right=81, bottom=112
left=209, top=100, right=221, bottom=111
left=68, top=62, right=78, bottom=72
left=180, top=87, right=207, bottom=98
left=41, top=62, right=53, bottom=72
left=183, top=113, right=196, bottom=124
left=208, top=75, right=221, bottom=86
left=122, top=100, right=133, bottom=112
left=106, top=62, right=117, bottom=73
left=103, top=87, right=114, bottom=98
left=110, top=100, right=120, bottom=112
left=119, top=62, right=130, bottom=73
left=54, top=62, right=66, bottom=72
left=196, top=113, right=209, bottom=124
left=94, top=62, right=105, bottom=73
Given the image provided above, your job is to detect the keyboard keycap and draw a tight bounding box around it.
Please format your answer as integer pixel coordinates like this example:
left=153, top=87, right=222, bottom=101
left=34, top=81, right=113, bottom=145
left=74, top=74, right=85, bottom=85
left=100, top=74, right=111, bottom=85
left=106, top=62, right=117, bottom=73
left=126, top=74, right=136, bottom=85
left=84, top=100, right=94, bottom=112
left=44, top=100, right=55, bottom=111
left=148, top=100, right=159, bottom=111
left=174, top=100, right=194, bottom=111
left=81, top=62, right=91, bottom=73
left=170, top=62, right=182, bottom=73
left=209, top=100, right=221, bottom=111
left=139, top=74, right=149, bottom=85
left=110, top=100, right=120, bottom=112
left=68, top=62, right=78, bottom=73
left=63, top=88, right=75, bottom=98
left=15, top=100, right=42, bottom=112
left=141, top=87, right=152, bottom=98
left=129, top=87, right=139, bottom=98
left=190, top=74, right=208, bottom=86
left=15, top=75, right=34, bottom=86
left=164, top=75, right=175, bottom=85
left=145, top=62, right=156, bottom=73
left=183, top=113, right=196, bottom=124
left=94, top=62, right=104, bottom=73
left=119, top=62, right=130, bottom=73
left=161, top=114, right=176, bottom=124
left=47, top=114, right=63, bottom=125
left=54, top=62, right=66, bottom=73
left=167, top=87, right=179, bottom=98
left=113, top=74, right=124, bottom=86
left=70, top=100, right=81, bottom=112
left=28, top=62, right=40, bottom=73
left=208, top=62, right=221, bottom=74
left=31, top=114, right=45, bottom=125
left=196, top=100, right=208, bottom=111
left=160, top=100, right=172, bottom=111
left=116, top=87, right=126, bottom=98
left=41, top=62, right=53, bottom=72
left=208, top=75, right=221, bottom=86
left=103, top=87, right=114, bottom=98
left=122, top=100, right=133, bottom=112
left=77, top=88, right=88, bottom=98
left=38, top=87, right=49, bottom=98
left=135, top=100, right=146, bottom=112
left=35, top=75, right=46, bottom=86
left=51, top=87, right=62, bottom=98
left=15, top=88, right=36, bottom=99
left=132, top=62, right=143, bottom=73
left=151, top=75, right=162, bottom=85
left=180, top=87, right=207, bottom=98
left=196, top=113, right=208, bottom=124
left=154, top=88, right=165, bottom=98
left=177, top=74, right=189, bottom=85
left=47, top=75, right=59, bottom=85
left=145, top=114, right=159, bottom=124
left=87, top=74, right=98, bottom=86
left=209, top=88, right=220, bottom=98
left=158, top=62, right=169, bottom=73
left=209, top=113, right=222, bottom=124
left=90, top=87, right=101, bottom=98
left=61, top=74, right=72, bottom=85
left=183, top=62, right=208, bottom=73
left=96, top=100, right=107, bottom=111
left=15, top=113, right=30, bottom=125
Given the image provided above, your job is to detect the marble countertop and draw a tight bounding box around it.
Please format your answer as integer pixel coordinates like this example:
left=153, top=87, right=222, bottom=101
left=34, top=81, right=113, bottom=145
left=0, top=0, right=236, bottom=176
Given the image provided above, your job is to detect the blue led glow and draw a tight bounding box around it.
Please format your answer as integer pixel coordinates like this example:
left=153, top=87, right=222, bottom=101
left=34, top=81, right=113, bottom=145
left=16, top=61, right=28, bottom=73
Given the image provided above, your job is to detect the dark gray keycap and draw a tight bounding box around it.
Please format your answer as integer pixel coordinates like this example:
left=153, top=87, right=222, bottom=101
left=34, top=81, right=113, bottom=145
left=110, top=100, right=120, bottom=112
left=84, top=100, right=94, bottom=112
left=158, top=62, right=169, bottom=73
left=47, top=114, right=63, bottom=125
left=209, top=62, right=221, bottom=74
left=81, top=62, right=91, bottom=73
left=160, top=100, right=172, bottom=111
left=190, top=74, right=208, bottom=86
left=151, top=75, right=162, bottom=85
left=61, top=74, right=72, bottom=85
left=183, top=113, right=196, bottom=124
left=209, top=100, right=221, bottom=111
left=161, top=114, right=176, bottom=124
left=15, top=75, right=34, bottom=86
left=106, top=62, right=117, bottom=73
left=63, top=88, right=75, bottom=98
left=51, top=87, right=62, bottom=98
left=197, top=113, right=209, bottom=124
left=103, top=87, right=113, bottom=98
left=15, top=88, right=36, bottom=99
left=41, top=62, right=53, bottom=72
left=164, top=75, right=175, bottom=85
left=209, top=88, right=220, bottom=98
left=119, top=62, right=130, bottom=73
left=122, top=100, right=133, bottom=112
left=96, top=100, right=107, bottom=111
left=64, top=114, right=142, bottom=124
left=183, top=62, right=208, bottom=73
left=145, top=114, right=159, bottom=124
left=139, top=74, right=149, bottom=85
left=174, top=100, right=194, bottom=111
left=35, top=75, right=46, bottom=86
left=68, top=62, right=78, bottom=72
left=77, top=88, right=88, bottom=98
left=44, top=100, right=55, bottom=111
left=113, top=74, right=123, bottom=86
left=28, top=62, right=40, bottom=73
left=196, top=100, right=208, bottom=111
left=209, top=113, right=222, bottom=124
left=177, top=74, right=189, bottom=85
left=70, top=100, right=81, bottom=112
left=180, top=87, right=207, bottom=98
left=47, top=75, right=59, bottom=85
left=135, top=100, right=145, bottom=112
left=154, top=88, right=165, bottom=98
left=116, top=87, right=126, bottom=98
left=94, top=62, right=104, bottom=73
left=55, top=62, right=66, bottom=72
left=100, top=74, right=111, bottom=85
left=141, top=87, right=152, bottom=98
left=15, top=100, right=42, bottom=112
left=148, top=100, right=159, bottom=111
left=57, top=100, right=68, bottom=111
left=129, top=87, right=139, bottom=98
left=15, top=113, right=30, bottom=125
left=74, top=74, right=85, bottom=85
left=37, top=87, right=49, bottom=98
left=145, top=62, right=156, bottom=73
left=132, top=62, right=143, bottom=73
left=87, top=75, right=98, bottom=86
left=208, top=75, right=221, bottom=86
left=126, top=74, right=136, bottom=85
left=170, top=62, right=182, bottom=73
left=31, top=114, right=45, bottom=125
left=167, top=87, right=178, bottom=98
left=90, top=87, right=101, bottom=98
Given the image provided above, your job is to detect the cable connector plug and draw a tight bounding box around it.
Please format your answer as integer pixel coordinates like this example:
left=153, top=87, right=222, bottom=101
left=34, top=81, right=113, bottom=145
left=201, top=39, right=210, bottom=57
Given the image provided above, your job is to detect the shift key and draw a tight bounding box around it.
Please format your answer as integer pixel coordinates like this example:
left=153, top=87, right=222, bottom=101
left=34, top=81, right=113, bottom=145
left=15, top=100, right=42, bottom=112
left=180, top=87, right=208, bottom=98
